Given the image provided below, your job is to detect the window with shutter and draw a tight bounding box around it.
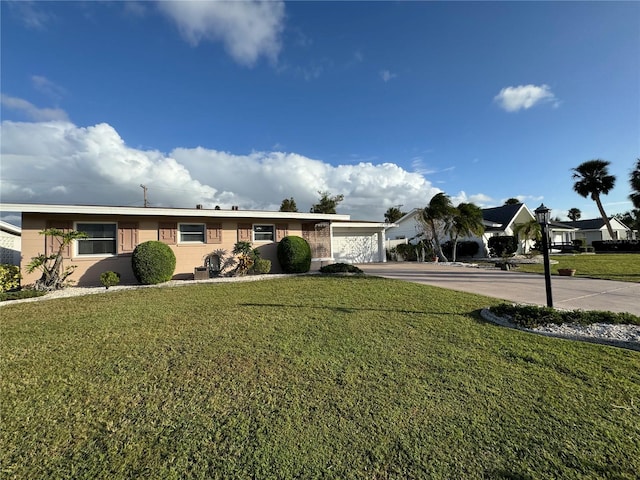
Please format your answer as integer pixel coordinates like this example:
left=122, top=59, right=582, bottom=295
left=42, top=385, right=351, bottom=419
left=118, top=222, right=139, bottom=254
left=237, top=223, right=252, bottom=242
left=159, top=222, right=177, bottom=245
left=206, top=223, right=222, bottom=244
left=276, top=223, right=288, bottom=241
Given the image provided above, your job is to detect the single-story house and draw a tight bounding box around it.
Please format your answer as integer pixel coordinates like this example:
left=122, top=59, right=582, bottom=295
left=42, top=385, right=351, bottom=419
left=0, top=203, right=390, bottom=287
left=386, top=203, right=538, bottom=256
left=560, top=217, right=633, bottom=244
left=0, top=220, right=21, bottom=266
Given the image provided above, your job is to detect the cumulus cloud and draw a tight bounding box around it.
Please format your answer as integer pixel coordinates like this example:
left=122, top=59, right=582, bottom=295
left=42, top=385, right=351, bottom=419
left=1, top=119, right=447, bottom=221
left=494, top=84, right=557, bottom=112
left=0, top=94, right=69, bottom=122
left=158, top=0, right=285, bottom=67
left=380, top=70, right=397, bottom=82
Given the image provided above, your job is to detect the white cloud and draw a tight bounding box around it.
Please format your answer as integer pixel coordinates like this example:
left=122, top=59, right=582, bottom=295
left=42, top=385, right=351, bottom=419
left=494, top=84, right=557, bottom=112
left=31, top=75, right=66, bottom=103
left=157, top=0, right=285, bottom=67
left=451, top=191, right=495, bottom=208
left=0, top=94, right=69, bottom=122
left=380, top=70, right=397, bottom=82
left=7, top=1, right=54, bottom=29
left=0, top=119, right=448, bottom=221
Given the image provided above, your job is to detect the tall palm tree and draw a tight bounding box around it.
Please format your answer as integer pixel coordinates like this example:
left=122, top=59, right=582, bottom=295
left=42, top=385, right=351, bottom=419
left=571, top=159, right=616, bottom=238
left=513, top=219, right=541, bottom=254
left=567, top=208, right=581, bottom=222
left=630, top=158, right=640, bottom=209
left=449, top=203, right=484, bottom=261
left=421, top=193, right=455, bottom=262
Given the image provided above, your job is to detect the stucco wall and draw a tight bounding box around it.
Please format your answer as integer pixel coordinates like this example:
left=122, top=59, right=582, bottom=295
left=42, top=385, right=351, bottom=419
left=20, top=213, right=304, bottom=286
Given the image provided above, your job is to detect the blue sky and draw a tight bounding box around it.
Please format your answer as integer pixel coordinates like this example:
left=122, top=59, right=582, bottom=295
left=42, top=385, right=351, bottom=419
left=1, top=1, right=638, bottom=224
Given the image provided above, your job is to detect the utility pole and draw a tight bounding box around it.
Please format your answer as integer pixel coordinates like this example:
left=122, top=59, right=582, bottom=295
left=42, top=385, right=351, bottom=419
left=140, top=184, right=148, bottom=207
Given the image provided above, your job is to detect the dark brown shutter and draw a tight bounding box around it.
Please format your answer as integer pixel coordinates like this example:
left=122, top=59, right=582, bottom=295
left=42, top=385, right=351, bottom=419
left=206, top=223, right=222, bottom=244
left=276, top=223, right=288, bottom=242
left=237, top=223, right=252, bottom=242
left=159, top=222, right=177, bottom=245
left=118, top=222, right=139, bottom=254
left=45, top=221, right=72, bottom=258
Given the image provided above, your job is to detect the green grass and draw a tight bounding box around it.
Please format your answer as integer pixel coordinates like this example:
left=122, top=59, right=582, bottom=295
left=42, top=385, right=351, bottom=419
left=515, top=253, right=640, bottom=282
left=2, top=276, right=639, bottom=479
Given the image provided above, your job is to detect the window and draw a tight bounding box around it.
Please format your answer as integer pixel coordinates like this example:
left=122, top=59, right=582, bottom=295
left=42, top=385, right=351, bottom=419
left=253, top=224, right=275, bottom=242
left=76, top=223, right=117, bottom=256
left=179, top=223, right=205, bottom=243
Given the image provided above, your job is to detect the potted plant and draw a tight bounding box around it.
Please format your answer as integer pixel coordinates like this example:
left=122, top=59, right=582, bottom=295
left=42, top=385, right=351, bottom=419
left=558, top=268, right=576, bottom=276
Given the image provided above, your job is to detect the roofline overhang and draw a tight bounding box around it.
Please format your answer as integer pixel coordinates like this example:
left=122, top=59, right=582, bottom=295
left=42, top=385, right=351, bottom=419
left=0, top=203, right=351, bottom=222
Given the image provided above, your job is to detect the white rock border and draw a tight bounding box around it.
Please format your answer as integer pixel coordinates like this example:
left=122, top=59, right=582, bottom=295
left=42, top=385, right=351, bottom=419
left=481, top=308, right=640, bottom=352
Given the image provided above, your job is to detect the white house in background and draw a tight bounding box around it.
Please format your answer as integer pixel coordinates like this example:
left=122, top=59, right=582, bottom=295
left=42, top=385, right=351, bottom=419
left=0, top=220, right=22, bottom=266
left=561, top=217, right=633, bottom=244
left=386, top=203, right=538, bottom=257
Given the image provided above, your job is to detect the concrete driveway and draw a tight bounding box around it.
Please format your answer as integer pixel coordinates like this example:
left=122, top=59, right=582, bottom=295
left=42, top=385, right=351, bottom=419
left=358, top=262, right=640, bottom=315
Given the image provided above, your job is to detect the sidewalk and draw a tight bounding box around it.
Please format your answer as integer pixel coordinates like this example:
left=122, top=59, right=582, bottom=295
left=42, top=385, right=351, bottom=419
left=358, top=262, right=640, bottom=315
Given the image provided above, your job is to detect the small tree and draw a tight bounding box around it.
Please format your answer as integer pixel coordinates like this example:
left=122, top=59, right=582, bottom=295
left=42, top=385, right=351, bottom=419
left=279, top=197, right=298, bottom=212
left=27, top=228, right=87, bottom=291
left=630, top=158, right=640, bottom=209
left=232, top=241, right=254, bottom=276
left=417, top=193, right=455, bottom=262
left=513, top=219, right=541, bottom=254
left=504, top=198, right=521, bottom=205
left=449, top=202, right=484, bottom=261
left=310, top=191, right=344, bottom=214
left=572, top=159, right=616, bottom=238
left=384, top=207, right=406, bottom=223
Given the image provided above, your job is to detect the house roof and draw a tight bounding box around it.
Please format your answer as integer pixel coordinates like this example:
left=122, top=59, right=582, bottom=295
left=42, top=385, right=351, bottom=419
left=0, top=220, right=21, bottom=236
left=481, top=203, right=524, bottom=226
left=563, top=217, right=629, bottom=231
left=0, top=203, right=351, bottom=222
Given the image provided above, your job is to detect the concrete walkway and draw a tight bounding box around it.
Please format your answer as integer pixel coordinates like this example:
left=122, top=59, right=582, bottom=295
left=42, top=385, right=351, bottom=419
left=357, top=262, right=640, bottom=315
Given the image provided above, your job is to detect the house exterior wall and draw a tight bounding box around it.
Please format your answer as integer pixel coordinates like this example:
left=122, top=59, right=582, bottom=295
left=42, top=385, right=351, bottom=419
left=332, top=231, right=380, bottom=263
left=0, top=230, right=21, bottom=265
left=19, top=213, right=307, bottom=286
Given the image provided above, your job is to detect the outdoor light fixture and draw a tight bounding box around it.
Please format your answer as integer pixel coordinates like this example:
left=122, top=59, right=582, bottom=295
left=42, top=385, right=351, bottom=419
left=535, top=203, right=553, bottom=308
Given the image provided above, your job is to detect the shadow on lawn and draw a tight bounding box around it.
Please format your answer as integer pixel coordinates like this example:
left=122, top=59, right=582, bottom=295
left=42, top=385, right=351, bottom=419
left=240, top=302, right=484, bottom=318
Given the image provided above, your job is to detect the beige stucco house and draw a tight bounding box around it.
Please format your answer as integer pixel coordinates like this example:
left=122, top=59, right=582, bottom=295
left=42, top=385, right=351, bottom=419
left=1, top=203, right=389, bottom=287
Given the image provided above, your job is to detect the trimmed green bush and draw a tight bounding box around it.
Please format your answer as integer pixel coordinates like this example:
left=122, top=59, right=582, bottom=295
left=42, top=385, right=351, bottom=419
left=488, top=236, right=518, bottom=257
left=100, top=271, right=121, bottom=289
left=490, top=303, right=639, bottom=328
left=131, top=241, right=176, bottom=285
left=0, top=289, right=46, bottom=302
left=0, top=264, right=21, bottom=293
left=252, top=258, right=272, bottom=274
left=277, top=236, right=311, bottom=273
left=319, top=263, right=363, bottom=274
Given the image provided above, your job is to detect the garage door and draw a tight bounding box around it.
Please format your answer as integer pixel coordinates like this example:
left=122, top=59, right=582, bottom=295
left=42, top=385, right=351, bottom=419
left=333, top=233, right=379, bottom=263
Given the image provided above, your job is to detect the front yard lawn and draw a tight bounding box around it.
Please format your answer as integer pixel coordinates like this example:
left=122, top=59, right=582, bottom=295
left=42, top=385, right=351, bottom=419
left=2, top=276, right=639, bottom=479
left=515, top=253, right=640, bottom=282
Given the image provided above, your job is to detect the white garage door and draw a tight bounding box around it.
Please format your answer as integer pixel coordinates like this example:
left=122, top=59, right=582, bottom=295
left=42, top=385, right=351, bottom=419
left=333, top=233, right=379, bottom=263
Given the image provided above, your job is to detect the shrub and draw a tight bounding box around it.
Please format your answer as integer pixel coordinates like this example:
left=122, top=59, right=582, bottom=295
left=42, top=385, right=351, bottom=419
left=488, top=236, right=517, bottom=257
left=131, top=241, right=176, bottom=285
left=592, top=240, right=640, bottom=253
left=0, top=289, right=46, bottom=302
left=252, top=258, right=272, bottom=274
left=395, top=243, right=418, bottom=261
left=0, top=264, right=21, bottom=293
left=319, top=263, right=363, bottom=274
left=100, top=271, right=121, bottom=289
left=490, top=304, right=639, bottom=328
left=277, top=236, right=311, bottom=273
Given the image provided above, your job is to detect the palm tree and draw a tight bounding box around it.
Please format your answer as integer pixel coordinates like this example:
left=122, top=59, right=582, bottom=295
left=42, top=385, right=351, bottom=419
left=513, top=219, right=541, bottom=254
left=420, top=193, right=455, bottom=262
left=449, top=203, right=484, bottom=261
left=571, top=159, right=616, bottom=238
left=384, top=206, right=406, bottom=223
left=630, top=158, right=640, bottom=209
left=567, top=208, right=581, bottom=221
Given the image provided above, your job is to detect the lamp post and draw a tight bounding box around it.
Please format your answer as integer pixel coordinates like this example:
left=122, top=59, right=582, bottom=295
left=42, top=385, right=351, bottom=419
left=535, top=204, right=553, bottom=308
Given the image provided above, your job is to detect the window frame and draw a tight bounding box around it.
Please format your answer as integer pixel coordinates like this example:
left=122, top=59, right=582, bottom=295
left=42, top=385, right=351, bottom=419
left=178, top=223, right=206, bottom=244
left=75, top=222, right=118, bottom=257
left=253, top=224, right=275, bottom=242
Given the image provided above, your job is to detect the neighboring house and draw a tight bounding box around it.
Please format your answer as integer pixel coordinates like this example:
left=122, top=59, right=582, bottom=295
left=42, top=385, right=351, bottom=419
left=561, top=217, right=632, bottom=245
left=386, top=203, right=538, bottom=256
left=0, top=220, right=21, bottom=266
left=1, top=203, right=389, bottom=287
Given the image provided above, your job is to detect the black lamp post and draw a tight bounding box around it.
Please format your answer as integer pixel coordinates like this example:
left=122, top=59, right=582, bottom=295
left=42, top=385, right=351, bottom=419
left=535, top=204, right=553, bottom=308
